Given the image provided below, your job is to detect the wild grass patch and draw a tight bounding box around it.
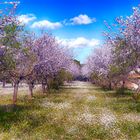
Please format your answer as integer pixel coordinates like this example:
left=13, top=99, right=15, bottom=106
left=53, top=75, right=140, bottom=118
left=0, top=83, right=140, bottom=139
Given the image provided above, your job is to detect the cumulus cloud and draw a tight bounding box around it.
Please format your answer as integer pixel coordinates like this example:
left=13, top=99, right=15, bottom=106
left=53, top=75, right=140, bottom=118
left=57, top=37, right=100, bottom=48
left=17, top=13, right=96, bottom=28
left=18, top=14, right=36, bottom=24
left=70, top=14, right=96, bottom=25
left=31, top=20, right=62, bottom=29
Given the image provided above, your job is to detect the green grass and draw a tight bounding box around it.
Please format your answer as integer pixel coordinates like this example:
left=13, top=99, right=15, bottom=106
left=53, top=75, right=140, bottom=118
left=0, top=82, right=140, bottom=140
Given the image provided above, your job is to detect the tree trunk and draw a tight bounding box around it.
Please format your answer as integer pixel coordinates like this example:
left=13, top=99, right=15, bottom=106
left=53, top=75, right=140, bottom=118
left=120, top=80, right=125, bottom=94
left=122, top=80, right=125, bottom=89
left=109, top=81, right=112, bottom=90
left=11, top=82, right=14, bottom=87
left=13, top=82, right=19, bottom=104
left=114, top=82, right=118, bottom=90
left=29, top=83, right=33, bottom=98
left=2, top=80, right=6, bottom=88
left=42, top=83, right=46, bottom=93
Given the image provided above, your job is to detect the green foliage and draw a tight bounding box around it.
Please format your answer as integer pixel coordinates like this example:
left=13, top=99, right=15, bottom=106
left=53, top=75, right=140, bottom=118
left=4, top=53, right=16, bottom=69
left=73, top=59, right=81, bottom=66
left=2, top=24, right=21, bottom=48
left=48, top=69, right=73, bottom=90
left=0, top=23, right=23, bottom=72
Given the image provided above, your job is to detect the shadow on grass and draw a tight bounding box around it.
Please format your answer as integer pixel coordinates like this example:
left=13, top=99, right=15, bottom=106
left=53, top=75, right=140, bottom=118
left=0, top=92, right=52, bottom=133
left=94, top=86, right=140, bottom=113
left=0, top=104, right=33, bottom=131
left=96, top=86, right=133, bottom=98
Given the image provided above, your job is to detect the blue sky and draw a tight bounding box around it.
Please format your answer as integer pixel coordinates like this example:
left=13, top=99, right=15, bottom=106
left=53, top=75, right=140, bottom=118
left=2, top=0, right=140, bottom=63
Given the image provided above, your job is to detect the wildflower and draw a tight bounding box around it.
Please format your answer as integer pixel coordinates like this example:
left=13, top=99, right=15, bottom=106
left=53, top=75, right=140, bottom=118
left=100, top=109, right=116, bottom=128
left=86, top=95, right=96, bottom=101
left=42, top=100, right=71, bottom=110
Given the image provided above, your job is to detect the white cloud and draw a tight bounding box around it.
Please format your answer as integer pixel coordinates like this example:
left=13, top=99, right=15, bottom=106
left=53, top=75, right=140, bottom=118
left=4, top=1, right=20, bottom=5
left=70, top=14, right=96, bottom=25
left=57, top=37, right=100, bottom=48
left=17, top=13, right=96, bottom=28
left=18, top=14, right=36, bottom=24
left=31, top=20, right=62, bottom=29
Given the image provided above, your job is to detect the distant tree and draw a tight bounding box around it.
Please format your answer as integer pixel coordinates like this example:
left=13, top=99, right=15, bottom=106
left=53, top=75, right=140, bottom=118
left=86, top=44, right=114, bottom=89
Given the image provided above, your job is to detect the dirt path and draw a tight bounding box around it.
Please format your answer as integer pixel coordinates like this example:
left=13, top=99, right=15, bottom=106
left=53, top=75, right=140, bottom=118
left=0, top=81, right=92, bottom=95
left=0, top=84, right=41, bottom=95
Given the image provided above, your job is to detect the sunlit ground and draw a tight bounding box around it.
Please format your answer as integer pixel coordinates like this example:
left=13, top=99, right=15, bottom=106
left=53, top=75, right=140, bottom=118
left=0, top=81, right=140, bottom=140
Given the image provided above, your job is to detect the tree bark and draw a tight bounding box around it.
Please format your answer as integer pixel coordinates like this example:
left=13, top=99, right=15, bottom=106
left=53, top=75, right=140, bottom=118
left=109, top=81, right=112, bottom=90
left=11, top=82, right=14, bottom=87
left=2, top=80, right=6, bottom=88
left=13, top=82, right=19, bottom=104
left=29, top=83, right=34, bottom=98
left=42, top=83, right=46, bottom=93
left=122, top=80, right=125, bottom=89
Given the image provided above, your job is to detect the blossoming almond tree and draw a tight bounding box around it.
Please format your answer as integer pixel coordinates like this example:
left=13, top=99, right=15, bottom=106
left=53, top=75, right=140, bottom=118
left=86, top=5, right=140, bottom=92
left=0, top=2, right=37, bottom=103
left=33, top=33, right=72, bottom=93
left=86, top=44, right=113, bottom=89
left=115, top=6, right=140, bottom=96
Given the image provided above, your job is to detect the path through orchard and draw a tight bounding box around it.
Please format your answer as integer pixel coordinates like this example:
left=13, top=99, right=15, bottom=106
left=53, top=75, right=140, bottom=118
left=39, top=81, right=140, bottom=139
left=0, top=81, right=140, bottom=139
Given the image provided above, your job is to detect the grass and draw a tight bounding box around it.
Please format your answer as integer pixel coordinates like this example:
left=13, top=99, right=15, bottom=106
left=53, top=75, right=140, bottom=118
left=0, top=82, right=140, bottom=140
